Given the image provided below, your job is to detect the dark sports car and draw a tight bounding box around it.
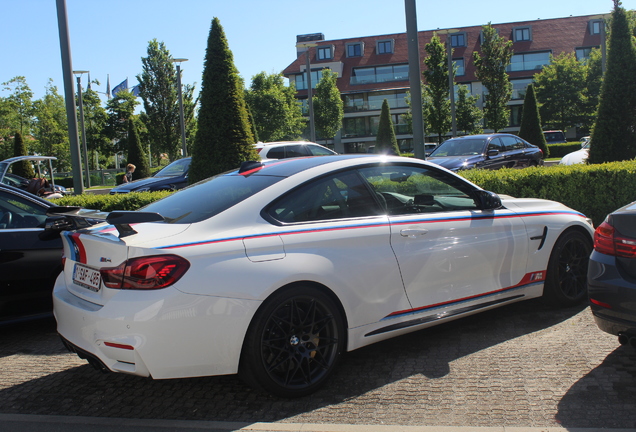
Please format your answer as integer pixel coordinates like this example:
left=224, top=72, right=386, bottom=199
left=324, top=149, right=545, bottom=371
left=588, top=201, right=636, bottom=348
left=427, top=133, right=544, bottom=171
left=0, top=183, right=89, bottom=324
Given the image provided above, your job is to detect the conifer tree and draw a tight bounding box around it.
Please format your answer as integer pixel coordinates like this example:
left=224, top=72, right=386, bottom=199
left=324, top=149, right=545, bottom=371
left=189, top=17, right=259, bottom=183
left=127, top=119, right=150, bottom=180
left=517, top=84, right=548, bottom=156
left=12, top=131, right=35, bottom=178
left=589, top=3, right=636, bottom=164
left=375, top=99, right=400, bottom=155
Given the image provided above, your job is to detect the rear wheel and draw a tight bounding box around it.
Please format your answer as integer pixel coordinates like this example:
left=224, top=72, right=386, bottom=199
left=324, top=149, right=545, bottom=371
left=239, top=286, right=345, bottom=397
left=543, top=230, right=592, bottom=307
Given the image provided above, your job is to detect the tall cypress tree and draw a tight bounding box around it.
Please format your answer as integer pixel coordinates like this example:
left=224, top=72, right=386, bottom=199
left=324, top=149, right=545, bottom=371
left=127, top=119, right=150, bottom=180
left=589, top=3, right=636, bottom=164
left=375, top=99, right=400, bottom=155
left=518, top=84, right=548, bottom=156
left=189, top=17, right=259, bottom=183
left=12, top=132, right=35, bottom=179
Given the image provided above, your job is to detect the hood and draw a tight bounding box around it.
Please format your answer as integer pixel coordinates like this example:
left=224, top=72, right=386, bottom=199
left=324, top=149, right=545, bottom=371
left=426, top=155, right=484, bottom=170
left=110, top=175, right=176, bottom=192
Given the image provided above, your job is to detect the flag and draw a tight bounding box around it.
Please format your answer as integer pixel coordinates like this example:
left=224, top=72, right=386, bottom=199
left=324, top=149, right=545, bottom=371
left=131, top=84, right=141, bottom=97
left=112, top=78, right=128, bottom=97
left=106, top=75, right=111, bottom=99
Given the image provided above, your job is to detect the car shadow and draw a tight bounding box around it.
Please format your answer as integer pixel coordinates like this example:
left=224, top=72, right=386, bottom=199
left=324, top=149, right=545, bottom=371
left=555, top=344, right=636, bottom=429
left=0, top=299, right=588, bottom=423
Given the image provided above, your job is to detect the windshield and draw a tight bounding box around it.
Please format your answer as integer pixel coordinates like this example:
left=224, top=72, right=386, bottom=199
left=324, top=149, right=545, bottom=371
left=429, top=139, right=486, bottom=157
left=142, top=173, right=283, bottom=224
left=155, top=158, right=190, bottom=177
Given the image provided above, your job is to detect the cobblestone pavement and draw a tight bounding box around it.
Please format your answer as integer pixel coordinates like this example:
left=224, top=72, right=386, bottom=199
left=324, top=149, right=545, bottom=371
left=1, top=300, right=635, bottom=429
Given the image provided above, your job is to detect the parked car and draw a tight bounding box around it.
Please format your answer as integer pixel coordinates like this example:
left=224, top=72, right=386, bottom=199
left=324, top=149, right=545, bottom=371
left=0, top=156, right=66, bottom=198
left=255, top=141, right=337, bottom=160
left=543, top=130, right=567, bottom=144
left=588, top=201, right=636, bottom=348
left=53, top=155, right=593, bottom=397
left=0, top=183, right=92, bottom=324
left=559, top=138, right=590, bottom=165
left=427, top=133, right=544, bottom=171
left=110, top=157, right=191, bottom=194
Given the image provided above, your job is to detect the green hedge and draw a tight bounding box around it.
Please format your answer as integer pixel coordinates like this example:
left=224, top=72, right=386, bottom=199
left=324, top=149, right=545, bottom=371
left=461, top=161, right=636, bottom=226
left=546, top=142, right=584, bottom=158
left=52, top=191, right=173, bottom=212
left=50, top=161, right=636, bottom=228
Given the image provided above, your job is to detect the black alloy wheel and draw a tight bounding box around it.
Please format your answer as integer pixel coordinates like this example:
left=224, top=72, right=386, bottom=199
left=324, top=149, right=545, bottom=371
left=240, top=286, right=345, bottom=398
left=544, top=229, right=593, bottom=307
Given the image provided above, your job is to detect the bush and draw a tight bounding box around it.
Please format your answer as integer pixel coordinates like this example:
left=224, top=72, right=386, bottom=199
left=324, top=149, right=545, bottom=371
left=51, top=191, right=173, bottom=212
left=461, top=160, right=636, bottom=226
left=546, top=142, right=583, bottom=158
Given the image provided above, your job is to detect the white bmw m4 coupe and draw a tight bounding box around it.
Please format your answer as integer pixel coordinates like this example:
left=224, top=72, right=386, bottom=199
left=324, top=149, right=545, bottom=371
left=52, top=155, right=594, bottom=397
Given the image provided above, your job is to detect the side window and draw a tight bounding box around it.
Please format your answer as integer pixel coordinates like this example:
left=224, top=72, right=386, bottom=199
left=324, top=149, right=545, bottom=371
left=267, top=170, right=381, bottom=223
left=358, top=165, right=478, bottom=215
left=488, top=137, right=505, bottom=152
left=0, top=190, right=48, bottom=229
left=266, top=147, right=285, bottom=159
left=499, top=135, right=522, bottom=150
left=308, top=145, right=334, bottom=156
left=285, top=145, right=309, bottom=158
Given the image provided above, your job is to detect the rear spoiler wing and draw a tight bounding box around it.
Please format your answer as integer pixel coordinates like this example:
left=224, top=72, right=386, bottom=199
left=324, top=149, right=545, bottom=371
left=46, top=207, right=165, bottom=238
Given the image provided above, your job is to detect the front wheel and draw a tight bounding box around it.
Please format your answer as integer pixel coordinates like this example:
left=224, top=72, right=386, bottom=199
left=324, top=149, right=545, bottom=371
left=543, top=229, right=592, bottom=307
left=239, top=286, right=346, bottom=398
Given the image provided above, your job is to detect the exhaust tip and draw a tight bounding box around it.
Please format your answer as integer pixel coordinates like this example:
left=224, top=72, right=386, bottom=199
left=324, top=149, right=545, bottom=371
left=618, top=333, right=629, bottom=345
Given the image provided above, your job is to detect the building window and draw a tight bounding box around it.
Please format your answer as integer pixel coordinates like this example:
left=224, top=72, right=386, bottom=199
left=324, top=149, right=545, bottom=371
left=347, top=43, right=363, bottom=57
left=450, top=33, right=466, bottom=48
left=589, top=20, right=603, bottom=35
left=377, top=40, right=393, bottom=54
left=343, top=117, right=368, bottom=138
left=317, top=46, right=333, bottom=60
left=350, top=64, right=408, bottom=85
left=367, top=90, right=409, bottom=110
left=344, top=94, right=366, bottom=112
left=507, top=51, right=551, bottom=72
left=510, top=105, right=523, bottom=127
left=454, top=58, right=465, bottom=76
left=513, top=27, right=532, bottom=42
left=294, top=69, right=326, bottom=90
left=511, top=79, right=533, bottom=100
left=576, top=46, right=598, bottom=61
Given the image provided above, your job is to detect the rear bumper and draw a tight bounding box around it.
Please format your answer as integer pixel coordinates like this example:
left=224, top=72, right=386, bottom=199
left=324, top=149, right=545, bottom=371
left=588, top=251, right=636, bottom=337
left=53, top=272, right=260, bottom=379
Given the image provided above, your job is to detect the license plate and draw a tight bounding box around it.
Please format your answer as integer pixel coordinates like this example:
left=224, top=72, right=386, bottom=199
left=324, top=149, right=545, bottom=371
left=73, top=263, right=102, bottom=292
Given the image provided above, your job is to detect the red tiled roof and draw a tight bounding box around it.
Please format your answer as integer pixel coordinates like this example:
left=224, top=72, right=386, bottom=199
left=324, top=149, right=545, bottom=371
left=283, top=14, right=602, bottom=95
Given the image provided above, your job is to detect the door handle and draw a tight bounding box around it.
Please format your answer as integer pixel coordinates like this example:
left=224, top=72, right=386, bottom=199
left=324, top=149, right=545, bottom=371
left=400, top=228, right=428, bottom=238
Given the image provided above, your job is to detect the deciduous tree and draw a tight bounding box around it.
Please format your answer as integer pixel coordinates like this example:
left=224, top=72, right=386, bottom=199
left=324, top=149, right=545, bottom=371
left=473, top=24, right=513, bottom=132
left=455, top=85, right=483, bottom=135
left=32, top=81, right=72, bottom=171
left=313, top=69, right=344, bottom=140
left=245, top=72, right=304, bottom=142
left=189, top=17, right=259, bottom=183
left=533, top=52, right=587, bottom=132
left=423, top=34, right=451, bottom=143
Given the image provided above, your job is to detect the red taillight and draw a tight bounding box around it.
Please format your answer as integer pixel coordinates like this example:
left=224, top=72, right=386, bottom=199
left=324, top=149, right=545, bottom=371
left=100, top=255, right=190, bottom=290
left=594, top=221, right=636, bottom=258
left=256, top=148, right=262, bottom=153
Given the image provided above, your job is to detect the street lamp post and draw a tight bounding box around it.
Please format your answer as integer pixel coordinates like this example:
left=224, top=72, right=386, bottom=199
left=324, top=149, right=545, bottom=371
left=73, top=70, right=90, bottom=188
left=297, top=43, right=318, bottom=142
left=171, top=58, right=188, bottom=157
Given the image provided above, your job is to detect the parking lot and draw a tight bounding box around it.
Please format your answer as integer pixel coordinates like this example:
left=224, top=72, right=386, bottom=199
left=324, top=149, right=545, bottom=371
left=1, top=299, right=635, bottom=430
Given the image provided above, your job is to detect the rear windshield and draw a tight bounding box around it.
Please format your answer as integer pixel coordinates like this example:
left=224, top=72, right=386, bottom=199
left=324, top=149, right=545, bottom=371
left=142, top=173, right=282, bottom=224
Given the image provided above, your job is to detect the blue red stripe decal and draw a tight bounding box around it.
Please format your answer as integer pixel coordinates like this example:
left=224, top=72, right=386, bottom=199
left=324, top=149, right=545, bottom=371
left=62, top=231, right=87, bottom=264
left=382, top=271, right=546, bottom=321
left=155, top=209, right=585, bottom=250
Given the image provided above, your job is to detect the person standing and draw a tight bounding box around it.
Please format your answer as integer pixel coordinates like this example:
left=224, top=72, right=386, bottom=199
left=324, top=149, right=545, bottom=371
left=123, top=163, right=136, bottom=183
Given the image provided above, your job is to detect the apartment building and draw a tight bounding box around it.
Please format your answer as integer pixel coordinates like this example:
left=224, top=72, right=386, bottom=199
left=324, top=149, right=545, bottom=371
left=282, top=14, right=603, bottom=154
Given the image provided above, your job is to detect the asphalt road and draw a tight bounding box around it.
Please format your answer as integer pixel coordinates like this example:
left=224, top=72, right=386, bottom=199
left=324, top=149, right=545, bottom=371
left=1, top=299, right=635, bottom=430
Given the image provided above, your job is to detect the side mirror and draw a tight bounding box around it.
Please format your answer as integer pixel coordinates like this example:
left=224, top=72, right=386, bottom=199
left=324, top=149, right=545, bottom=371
left=474, top=190, right=502, bottom=210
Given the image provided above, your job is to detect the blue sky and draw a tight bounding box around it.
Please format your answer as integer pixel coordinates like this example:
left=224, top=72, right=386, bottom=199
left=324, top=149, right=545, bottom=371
left=2, top=0, right=633, bottom=101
